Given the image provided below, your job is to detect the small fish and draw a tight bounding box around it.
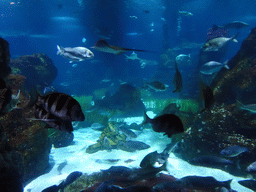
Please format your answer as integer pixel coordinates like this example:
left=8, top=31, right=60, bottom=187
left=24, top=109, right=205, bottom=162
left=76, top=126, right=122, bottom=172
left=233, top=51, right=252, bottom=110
left=90, top=122, right=104, bottom=130
left=238, top=179, right=256, bottom=191
left=200, top=60, right=229, bottom=75
left=124, top=51, right=141, bottom=60
left=57, top=45, right=94, bottom=63
left=189, top=155, right=234, bottom=168
left=57, top=160, right=67, bottom=175
left=236, top=100, right=256, bottom=113
left=174, top=176, right=232, bottom=190
left=37, top=92, right=85, bottom=122
left=91, top=39, right=150, bottom=55
left=82, top=37, right=86, bottom=44
left=175, top=54, right=191, bottom=63
left=118, top=124, right=137, bottom=138
left=178, top=11, right=193, bottom=16
left=222, top=21, right=249, bottom=29
left=58, top=171, right=82, bottom=189
left=145, top=81, right=167, bottom=91
left=173, top=61, right=183, bottom=93
left=202, top=33, right=238, bottom=52
left=141, top=111, right=184, bottom=138
left=129, top=15, right=138, bottom=19
left=246, top=161, right=256, bottom=173
left=220, top=145, right=249, bottom=157
left=117, top=140, right=150, bottom=152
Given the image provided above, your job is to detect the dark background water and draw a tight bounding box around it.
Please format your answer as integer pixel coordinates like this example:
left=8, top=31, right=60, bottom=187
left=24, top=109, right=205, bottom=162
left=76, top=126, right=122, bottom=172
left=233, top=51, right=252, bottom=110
left=1, top=0, right=255, bottom=96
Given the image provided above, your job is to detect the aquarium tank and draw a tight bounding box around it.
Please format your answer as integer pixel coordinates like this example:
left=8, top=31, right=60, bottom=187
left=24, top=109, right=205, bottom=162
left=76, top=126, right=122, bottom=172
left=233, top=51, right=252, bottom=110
left=1, top=0, right=256, bottom=191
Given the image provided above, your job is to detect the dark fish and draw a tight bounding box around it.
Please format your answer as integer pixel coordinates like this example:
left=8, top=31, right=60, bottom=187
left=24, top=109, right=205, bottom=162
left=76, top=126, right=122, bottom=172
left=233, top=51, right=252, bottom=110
left=95, top=180, right=114, bottom=192
left=117, top=185, right=158, bottom=192
left=222, top=21, right=249, bottom=29
left=41, top=185, right=59, bottom=192
left=220, top=145, right=249, bottom=157
left=91, top=39, right=150, bottom=55
left=37, top=92, right=85, bottom=122
left=238, top=179, right=256, bottom=191
left=246, top=161, right=256, bottom=173
left=57, top=45, right=94, bottom=63
left=34, top=104, right=73, bottom=133
left=59, top=171, right=82, bottom=189
left=117, top=140, right=150, bottom=152
left=128, top=161, right=167, bottom=181
left=57, top=160, right=67, bottom=175
left=189, top=155, right=234, bottom=168
left=118, top=125, right=137, bottom=138
left=140, top=142, right=178, bottom=168
left=153, top=181, right=188, bottom=191
left=101, top=166, right=132, bottom=177
left=173, top=61, right=183, bottom=93
left=0, top=78, right=12, bottom=115
left=174, top=176, right=232, bottom=190
left=200, top=80, right=215, bottom=112
left=142, top=111, right=184, bottom=138
left=145, top=81, right=166, bottom=91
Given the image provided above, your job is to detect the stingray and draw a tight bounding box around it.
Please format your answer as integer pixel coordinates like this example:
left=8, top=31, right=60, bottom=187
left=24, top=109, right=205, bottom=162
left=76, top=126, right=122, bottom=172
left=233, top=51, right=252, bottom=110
left=91, top=39, right=152, bottom=55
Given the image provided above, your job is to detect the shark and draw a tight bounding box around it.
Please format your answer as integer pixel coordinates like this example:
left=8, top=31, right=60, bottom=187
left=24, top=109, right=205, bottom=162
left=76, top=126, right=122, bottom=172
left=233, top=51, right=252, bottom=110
left=91, top=39, right=151, bottom=55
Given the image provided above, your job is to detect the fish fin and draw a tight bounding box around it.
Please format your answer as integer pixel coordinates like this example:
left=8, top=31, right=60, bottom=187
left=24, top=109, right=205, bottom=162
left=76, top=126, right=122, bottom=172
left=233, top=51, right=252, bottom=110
left=224, top=179, right=232, bottom=190
left=232, top=33, right=239, bottom=43
left=223, top=60, right=229, bottom=69
left=236, top=100, right=244, bottom=109
left=57, top=45, right=64, bottom=55
left=141, top=111, right=151, bottom=126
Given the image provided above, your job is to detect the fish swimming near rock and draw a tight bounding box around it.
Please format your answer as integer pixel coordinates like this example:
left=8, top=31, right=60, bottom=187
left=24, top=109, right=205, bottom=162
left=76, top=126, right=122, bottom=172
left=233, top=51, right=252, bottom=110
left=36, top=92, right=85, bottom=122
left=202, top=33, right=238, bottom=52
left=173, top=61, right=183, bottom=93
left=144, top=81, right=167, bottom=91
left=91, top=39, right=150, bottom=55
left=246, top=161, right=256, bottom=173
left=175, top=54, right=191, bottom=64
left=222, top=21, right=249, bottom=29
left=42, top=171, right=82, bottom=192
left=236, top=100, right=256, bottom=113
left=172, top=176, right=232, bottom=190
left=238, top=179, right=256, bottom=191
left=57, top=45, right=94, bottom=63
left=34, top=104, right=74, bottom=133
left=141, top=111, right=184, bottom=138
left=189, top=155, right=234, bottom=169
left=200, top=60, right=229, bottom=75
left=118, top=124, right=137, bottom=138
left=57, top=160, right=68, bottom=175
left=220, top=145, right=249, bottom=157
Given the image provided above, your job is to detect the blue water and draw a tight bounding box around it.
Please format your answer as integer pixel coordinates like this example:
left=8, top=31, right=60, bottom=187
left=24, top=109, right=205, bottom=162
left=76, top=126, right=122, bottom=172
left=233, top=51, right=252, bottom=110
left=1, top=0, right=255, bottom=96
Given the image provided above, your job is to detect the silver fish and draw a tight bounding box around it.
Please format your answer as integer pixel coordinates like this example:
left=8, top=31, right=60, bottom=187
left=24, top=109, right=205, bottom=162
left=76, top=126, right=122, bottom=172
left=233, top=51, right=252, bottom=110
left=200, top=60, right=229, bottom=75
left=220, top=145, right=249, bottom=157
left=236, top=100, right=256, bottom=113
left=202, top=33, right=238, bottom=52
left=222, top=21, right=249, bottom=29
left=57, top=45, right=94, bottom=63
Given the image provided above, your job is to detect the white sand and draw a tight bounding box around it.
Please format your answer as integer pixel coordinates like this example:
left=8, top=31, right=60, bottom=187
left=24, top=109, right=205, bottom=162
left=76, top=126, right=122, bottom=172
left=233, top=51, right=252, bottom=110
left=24, top=115, right=253, bottom=192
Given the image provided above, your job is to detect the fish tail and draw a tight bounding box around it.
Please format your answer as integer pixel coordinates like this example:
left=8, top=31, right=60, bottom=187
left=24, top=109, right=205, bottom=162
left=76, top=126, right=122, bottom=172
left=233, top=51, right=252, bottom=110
left=236, top=100, right=244, bottom=110
left=141, top=111, right=151, bottom=126
left=232, top=33, right=239, bottom=43
left=223, top=179, right=232, bottom=189
left=57, top=45, right=64, bottom=55
left=223, top=60, right=229, bottom=69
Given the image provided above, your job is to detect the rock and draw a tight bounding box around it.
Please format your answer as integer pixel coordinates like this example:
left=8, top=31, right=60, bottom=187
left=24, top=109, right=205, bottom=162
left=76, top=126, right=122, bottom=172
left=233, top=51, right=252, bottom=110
left=0, top=37, right=11, bottom=79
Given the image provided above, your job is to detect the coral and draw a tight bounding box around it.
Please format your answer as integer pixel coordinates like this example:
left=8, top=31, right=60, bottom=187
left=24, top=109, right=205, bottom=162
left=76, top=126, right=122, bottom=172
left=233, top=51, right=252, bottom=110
left=86, top=122, right=126, bottom=154
left=10, top=53, right=58, bottom=86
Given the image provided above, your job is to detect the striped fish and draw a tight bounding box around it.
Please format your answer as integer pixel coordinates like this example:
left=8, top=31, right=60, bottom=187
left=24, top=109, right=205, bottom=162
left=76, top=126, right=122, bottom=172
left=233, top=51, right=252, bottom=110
left=36, top=92, right=85, bottom=121
left=34, top=104, right=73, bottom=133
